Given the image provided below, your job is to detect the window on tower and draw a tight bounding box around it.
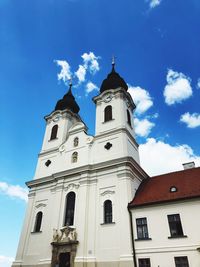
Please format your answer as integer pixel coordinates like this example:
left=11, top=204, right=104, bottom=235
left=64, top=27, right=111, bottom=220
left=127, top=109, right=132, bottom=127
left=50, top=125, right=58, bottom=140
left=34, top=211, right=43, bottom=232
left=104, top=200, right=112, bottom=223
left=64, top=192, right=76, bottom=226
left=72, top=152, right=78, bottom=163
left=74, top=137, right=79, bottom=147
left=104, top=105, right=112, bottom=122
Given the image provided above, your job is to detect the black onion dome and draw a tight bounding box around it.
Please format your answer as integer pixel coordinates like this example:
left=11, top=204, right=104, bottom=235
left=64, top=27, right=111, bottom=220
left=100, top=64, right=128, bottom=93
left=54, top=86, right=80, bottom=113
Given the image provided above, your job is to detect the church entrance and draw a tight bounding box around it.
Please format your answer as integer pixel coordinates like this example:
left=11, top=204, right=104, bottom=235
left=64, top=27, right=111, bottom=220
left=59, top=252, right=71, bottom=267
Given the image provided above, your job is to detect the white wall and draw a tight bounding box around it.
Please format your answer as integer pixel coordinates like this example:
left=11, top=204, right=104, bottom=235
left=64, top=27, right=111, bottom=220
left=131, top=200, right=200, bottom=267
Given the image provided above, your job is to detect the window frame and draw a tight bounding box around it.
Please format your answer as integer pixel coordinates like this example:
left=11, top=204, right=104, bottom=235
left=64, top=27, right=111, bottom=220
left=64, top=192, right=76, bottom=226
left=72, top=152, right=78, bottom=163
left=74, top=137, right=79, bottom=147
left=174, top=256, right=189, bottom=267
left=138, top=258, right=151, bottom=267
left=104, top=200, right=113, bottom=224
left=127, top=109, right=132, bottom=127
left=168, top=214, right=185, bottom=238
left=34, top=211, right=43, bottom=232
left=136, top=217, right=150, bottom=240
left=50, top=124, right=58, bottom=140
left=104, top=105, right=113, bottom=122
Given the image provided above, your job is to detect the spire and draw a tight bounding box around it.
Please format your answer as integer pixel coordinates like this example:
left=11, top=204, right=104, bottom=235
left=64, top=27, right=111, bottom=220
left=66, top=77, right=73, bottom=95
left=99, top=58, right=128, bottom=93
left=111, top=55, right=116, bottom=72
left=54, top=78, right=80, bottom=113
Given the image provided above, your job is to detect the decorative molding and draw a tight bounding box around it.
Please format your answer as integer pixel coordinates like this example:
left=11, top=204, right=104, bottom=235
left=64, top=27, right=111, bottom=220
left=27, top=156, right=148, bottom=189
left=100, top=190, right=115, bottom=196
left=53, top=226, right=77, bottom=243
left=64, top=183, right=80, bottom=191
left=35, top=203, right=47, bottom=209
left=28, top=192, right=36, bottom=198
left=59, top=144, right=66, bottom=153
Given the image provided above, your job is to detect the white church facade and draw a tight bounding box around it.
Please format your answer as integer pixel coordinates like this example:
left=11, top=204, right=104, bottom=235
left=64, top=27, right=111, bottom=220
left=12, top=64, right=200, bottom=267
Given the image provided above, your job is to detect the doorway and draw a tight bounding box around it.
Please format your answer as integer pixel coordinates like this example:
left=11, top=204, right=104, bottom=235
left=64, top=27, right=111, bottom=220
left=59, top=252, right=70, bottom=267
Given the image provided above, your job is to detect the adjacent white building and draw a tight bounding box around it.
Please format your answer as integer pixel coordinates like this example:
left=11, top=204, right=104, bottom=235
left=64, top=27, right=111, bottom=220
left=12, top=64, right=200, bottom=267
left=128, top=164, right=200, bottom=267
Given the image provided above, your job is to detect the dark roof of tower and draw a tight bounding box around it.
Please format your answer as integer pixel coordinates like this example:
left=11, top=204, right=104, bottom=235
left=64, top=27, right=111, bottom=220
left=100, top=64, right=128, bottom=93
left=54, top=85, right=80, bottom=114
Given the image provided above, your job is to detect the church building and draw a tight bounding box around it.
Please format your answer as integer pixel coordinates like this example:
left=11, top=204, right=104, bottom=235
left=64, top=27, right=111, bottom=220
left=12, top=63, right=200, bottom=267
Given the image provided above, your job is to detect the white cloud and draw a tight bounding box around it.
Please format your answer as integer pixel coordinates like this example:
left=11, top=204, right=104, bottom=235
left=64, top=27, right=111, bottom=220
left=85, top=81, right=98, bottom=95
left=139, top=138, right=200, bottom=176
left=0, top=181, right=28, bottom=202
left=0, top=255, right=14, bottom=267
left=149, top=0, right=162, bottom=8
left=180, top=112, right=200, bottom=128
left=196, top=78, right=200, bottom=89
left=134, top=118, right=155, bottom=137
left=128, top=85, right=153, bottom=115
left=75, top=65, right=86, bottom=83
left=163, top=69, right=192, bottom=105
left=82, top=52, right=100, bottom=74
left=54, top=60, right=71, bottom=84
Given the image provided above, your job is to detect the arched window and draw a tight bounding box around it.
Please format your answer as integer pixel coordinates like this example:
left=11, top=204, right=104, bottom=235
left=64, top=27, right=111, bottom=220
left=34, top=211, right=43, bottom=232
left=50, top=125, right=58, bottom=140
left=104, top=105, right=112, bottom=122
left=127, top=109, right=132, bottom=127
left=72, top=152, right=78, bottom=163
left=104, top=200, right=112, bottom=224
left=64, top=192, right=76, bottom=226
left=74, top=137, right=79, bottom=147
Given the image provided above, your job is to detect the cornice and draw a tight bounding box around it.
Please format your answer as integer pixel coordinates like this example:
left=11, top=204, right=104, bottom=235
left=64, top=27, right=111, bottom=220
left=92, top=87, right=135, bottom=111
left=26, top=156, right=148, bottom=189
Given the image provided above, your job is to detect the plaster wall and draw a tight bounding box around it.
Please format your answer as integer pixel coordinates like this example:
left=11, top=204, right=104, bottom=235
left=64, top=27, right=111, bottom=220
left=131, top=200, right=200, bottom=266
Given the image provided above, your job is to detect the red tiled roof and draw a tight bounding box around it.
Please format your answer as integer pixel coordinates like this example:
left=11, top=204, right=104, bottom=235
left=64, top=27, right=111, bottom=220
left=129, top=167, right=200, bottom=208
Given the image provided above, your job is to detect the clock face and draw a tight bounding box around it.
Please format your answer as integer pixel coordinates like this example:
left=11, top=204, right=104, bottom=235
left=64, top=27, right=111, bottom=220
left=104, top=94, right=113, bottom=103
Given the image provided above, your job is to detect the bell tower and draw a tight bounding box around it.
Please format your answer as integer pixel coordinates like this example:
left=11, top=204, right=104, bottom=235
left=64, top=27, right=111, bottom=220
left=93, top=62, right=140, bottom=164
left=41, top=83, right=81, bottom=153
left=33, top=83, right=83, bottom=180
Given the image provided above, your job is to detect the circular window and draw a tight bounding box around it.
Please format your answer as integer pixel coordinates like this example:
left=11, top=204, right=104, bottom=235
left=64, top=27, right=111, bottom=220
left=170, top=186, right=177, bottom=193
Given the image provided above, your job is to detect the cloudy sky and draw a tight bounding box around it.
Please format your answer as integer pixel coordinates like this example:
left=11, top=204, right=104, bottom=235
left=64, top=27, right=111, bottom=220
left=1, top=0, right=200, bottom=266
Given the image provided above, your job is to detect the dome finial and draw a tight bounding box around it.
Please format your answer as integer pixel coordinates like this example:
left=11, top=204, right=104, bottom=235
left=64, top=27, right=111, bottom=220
left=69, top=77, right=73, bottom=89
left=111, top=55, right=116, bottom=72
left=67, top=77, right=73, bottom=94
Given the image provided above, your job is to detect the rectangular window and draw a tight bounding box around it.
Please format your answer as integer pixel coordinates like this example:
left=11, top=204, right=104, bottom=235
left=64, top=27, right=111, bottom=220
left=136, top=217, right=149, bottom=239
left=174, top=256, right=189, bottom=267
left=138, top=258, right=151, bottom=267
left=168, top=214, right=184, bottom=237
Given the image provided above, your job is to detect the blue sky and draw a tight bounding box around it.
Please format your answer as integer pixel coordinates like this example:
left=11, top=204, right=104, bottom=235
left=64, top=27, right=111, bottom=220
left=1, top=0, right=200, bottom=266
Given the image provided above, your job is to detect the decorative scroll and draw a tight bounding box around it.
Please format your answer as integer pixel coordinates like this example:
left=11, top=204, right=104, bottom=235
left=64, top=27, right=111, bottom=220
left=53, top=226, right=77, bottom=243
left=100, top=190, right=115, bottom=196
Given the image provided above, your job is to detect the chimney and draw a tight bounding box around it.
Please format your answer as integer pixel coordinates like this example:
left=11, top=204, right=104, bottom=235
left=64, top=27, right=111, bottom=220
left=182, top=161, right=195, bottom=170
